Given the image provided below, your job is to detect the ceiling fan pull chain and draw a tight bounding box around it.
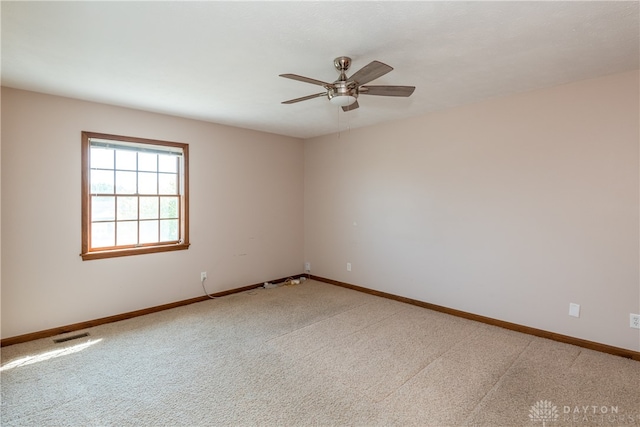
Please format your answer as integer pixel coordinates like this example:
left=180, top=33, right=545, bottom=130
left=346, top=103, right=351, bottom=134
left=337, top=103, right=341, bottom=139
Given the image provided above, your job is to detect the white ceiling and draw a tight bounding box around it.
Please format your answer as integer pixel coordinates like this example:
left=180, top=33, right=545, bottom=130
left=2, top=1, right=638, bottom=139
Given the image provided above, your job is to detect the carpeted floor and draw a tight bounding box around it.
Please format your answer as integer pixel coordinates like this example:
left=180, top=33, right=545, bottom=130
left=2, top=280, right=639, bottom=426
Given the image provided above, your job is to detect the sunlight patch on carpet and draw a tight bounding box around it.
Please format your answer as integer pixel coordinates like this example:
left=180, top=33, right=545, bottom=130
left=0, top=338, right=103, bottom=372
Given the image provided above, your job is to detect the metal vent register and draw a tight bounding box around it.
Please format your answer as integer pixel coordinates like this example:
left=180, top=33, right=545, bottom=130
left=53, top=332, right=90, bottom=343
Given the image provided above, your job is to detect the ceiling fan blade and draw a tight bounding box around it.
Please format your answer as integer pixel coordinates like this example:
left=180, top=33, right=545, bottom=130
left=279, top=74, right=331, bottom=87
left=342, top=100, right=359, bottom=112
left=282, top=92, right=326, bottom=104
left=348, top=61, right=393, bottom=85
left=359, top=85, right=415, bottom=97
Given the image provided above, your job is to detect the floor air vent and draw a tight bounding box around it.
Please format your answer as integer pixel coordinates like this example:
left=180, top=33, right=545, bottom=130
left=53, top=332, right=90, bottom=343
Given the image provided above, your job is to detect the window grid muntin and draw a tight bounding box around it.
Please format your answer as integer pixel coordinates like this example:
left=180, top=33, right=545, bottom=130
left=88, top=143, right=182, bottom=251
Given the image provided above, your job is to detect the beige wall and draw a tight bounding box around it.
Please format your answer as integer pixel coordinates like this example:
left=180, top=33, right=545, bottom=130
left=304, top=70, right=640, bottom=351
left=1, top=87, right=304, bottom=339
left=3, top=71, right=639, bottom=352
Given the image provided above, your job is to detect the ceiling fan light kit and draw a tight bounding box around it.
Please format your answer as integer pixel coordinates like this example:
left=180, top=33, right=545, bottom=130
left=280, top=56, right=415, bottom=112
left=329, top=94, right=357, bottom=107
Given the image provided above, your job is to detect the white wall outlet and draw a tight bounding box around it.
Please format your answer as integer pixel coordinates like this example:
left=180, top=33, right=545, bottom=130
left=346, top=262, right=351, bottom=272
left=200, top=272, right=207, bottom=281
left=569, top=303, right=580, bottom=318
left=304, top=262, right=311, bottom=272
left=630, top=313, right=640, bottom=329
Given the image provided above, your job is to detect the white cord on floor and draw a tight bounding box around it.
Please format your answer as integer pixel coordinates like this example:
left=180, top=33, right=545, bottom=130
left=201, top=277, right=216, bottom=299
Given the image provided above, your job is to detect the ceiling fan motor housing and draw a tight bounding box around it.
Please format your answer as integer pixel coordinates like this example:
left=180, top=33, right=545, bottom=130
left=328, top=80, right=358, bottom=106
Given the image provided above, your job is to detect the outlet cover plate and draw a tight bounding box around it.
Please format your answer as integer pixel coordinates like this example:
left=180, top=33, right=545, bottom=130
left=569, top=303, right=580, bottom=318
left=630, top=313, right=640, bottom=329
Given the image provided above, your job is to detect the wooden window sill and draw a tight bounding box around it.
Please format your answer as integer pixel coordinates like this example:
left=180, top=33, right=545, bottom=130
left=81, top=243, right=190, bottom=261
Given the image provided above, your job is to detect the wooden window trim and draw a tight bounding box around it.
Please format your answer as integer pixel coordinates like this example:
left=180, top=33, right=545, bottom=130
left=81, top=131, right=190, bottom=260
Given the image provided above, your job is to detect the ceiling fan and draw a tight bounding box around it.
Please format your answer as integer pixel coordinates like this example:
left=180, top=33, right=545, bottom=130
left=280, top=56, right=415, bottom=112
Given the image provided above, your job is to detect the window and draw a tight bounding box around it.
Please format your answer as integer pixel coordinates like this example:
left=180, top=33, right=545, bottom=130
left=81, top=132, right=189, bottom=260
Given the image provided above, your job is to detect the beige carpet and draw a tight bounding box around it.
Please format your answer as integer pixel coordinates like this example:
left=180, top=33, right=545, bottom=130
left=2, top=280, right=639, bottom=426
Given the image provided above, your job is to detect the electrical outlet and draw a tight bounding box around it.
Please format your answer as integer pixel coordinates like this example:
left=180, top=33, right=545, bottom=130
left=630, top=313, right=640, bottom=329
left=200, top=272, right=207, bottom=281
left=304, top=262, right=311, bottom=272
left=347, top=262, right=351, bottom=272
